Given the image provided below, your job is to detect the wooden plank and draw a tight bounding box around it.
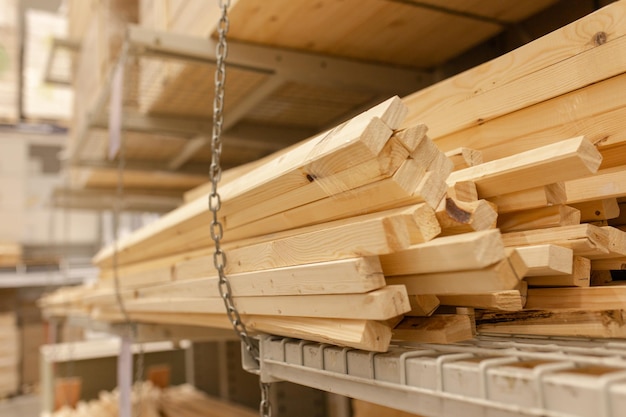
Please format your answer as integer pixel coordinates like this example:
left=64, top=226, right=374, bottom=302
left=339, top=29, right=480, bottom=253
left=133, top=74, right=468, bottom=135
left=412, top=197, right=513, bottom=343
left=599, top=226, right=626, bottom=259
left=447, top=181, right=478, bottom=202
left=175, top=204, right=439, bottom=278
left=488, top=183, right=566, bottom=214
left=515, top=244, right=573, bottom=277
left=570, top=198, right=620, bottom=222
left=137, top=257, right=385, bottom=297
left=525, top=256, right=591, bottom=287
left=526, top=286, right=626, bottom=310
left=565, top=165, right=626, bottom=204
left=94, top=310, right=392, bottom=352
left=477, top=309, right=626, bottom=339
left=402, top=1, right=626, bottom=136
left=436, top=198, right=497, bottom=235
left=406, top=295, right=440, bottom=317
left=502, top=224, right=610, bottom=258
left=445, top=147, right=483, bottom=170
left=392, top=315, right=474, bottom=344
left=446, top=136, right=601, bottom=199
left=379, top=229, right=505, bottom=276
left=93, top=97, right=406, bottom=268
left=497, top=205, right=580, bottom=233
left=385, top=251, right=525, bottom=296
left=592, top=257, right=626, bottom=271
left=121, top=286, right=410, bottom=321
left=434, top=71, right=626, bottom=167
left=437, top=289, right=524, bottom=312
left=225, top=133, right=416, bottom=231
left=609, top=203, right=626, bottom=226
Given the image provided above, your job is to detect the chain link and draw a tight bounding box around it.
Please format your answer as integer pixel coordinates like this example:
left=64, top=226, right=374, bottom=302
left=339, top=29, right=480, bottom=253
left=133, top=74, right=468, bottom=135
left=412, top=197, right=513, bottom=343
left=208, top=1, right=272, bottom=416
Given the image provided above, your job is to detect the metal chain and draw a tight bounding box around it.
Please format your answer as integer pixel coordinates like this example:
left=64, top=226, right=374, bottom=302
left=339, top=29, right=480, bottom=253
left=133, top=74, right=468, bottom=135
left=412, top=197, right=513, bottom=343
left=208, top=1, right=271, bottom=416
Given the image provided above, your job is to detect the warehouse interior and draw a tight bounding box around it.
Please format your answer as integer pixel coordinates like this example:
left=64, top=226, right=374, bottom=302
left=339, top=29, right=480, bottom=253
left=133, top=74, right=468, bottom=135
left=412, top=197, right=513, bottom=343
left=1, top=1, right=625, bottom=416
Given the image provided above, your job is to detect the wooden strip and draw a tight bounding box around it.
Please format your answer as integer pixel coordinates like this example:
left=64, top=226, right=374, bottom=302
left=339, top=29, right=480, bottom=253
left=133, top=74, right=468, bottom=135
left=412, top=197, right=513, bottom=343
left=177, top=204, right=439, bottom=278
left=379, top=229, right=505, bottom=276
left=392, top=315, right=474, bottom=344
left=437, top=290, right=524, bottom=312
left=488, top=183, right=566, bottom=214
left=223, top=156, right=447, bottom=243
left=599, top=226, right=626, bottom=259
left=406, top=295, right=440, bottom=317
left=565, top=165, right=626, bottom=204
left=225, top=134, right=414, bottom=231
left=402, top=1, right=626, bottom=137
left=93, top=97, right=406, bottom=268
left=436, top=198, right=497, bottom=235
left=446, top=136, right=601, bottom=199
left=497, top=205, right=580, bottom=233
left=477, top=309, right=626, bottom=339
left=515, top=244, right=573, bottom=277
left=526, top=286, right=626, bottom=310
left=385, top=251, right=524, bottom=296
left=569, top=199, right=620, bottom=222
left=608, top=203, right=626, bottom=226
left=434, top=71, right=626, bottom=167
left=445, top=147, right=483, bottom=170
left=592, top=257, right=626, bottom=271
left=525, top=256, right=591, bottom=287
left=123, top=285, right=410, bottom=321
left=137, top=257, right=385, bottom=297
left=447, top=181, right=478, bottom=202
left=502, top=224, right=610, bottom=258
left=93, top=310, right=392, bottom=352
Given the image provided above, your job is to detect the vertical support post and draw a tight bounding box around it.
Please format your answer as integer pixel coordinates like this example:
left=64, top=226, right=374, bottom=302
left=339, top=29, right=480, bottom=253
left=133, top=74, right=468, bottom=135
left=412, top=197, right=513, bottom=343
left=118, top=334, right=133, bottom=417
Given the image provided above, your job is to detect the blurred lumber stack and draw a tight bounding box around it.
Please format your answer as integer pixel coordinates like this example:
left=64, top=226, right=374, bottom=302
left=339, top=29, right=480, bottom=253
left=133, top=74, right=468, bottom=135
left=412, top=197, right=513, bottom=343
left=52, top=382, right=256, bottom=417
left=0, top=312, right=19, bottom=398
left=0, top=0, right=18, bottom=123
left=41, top=2, right=626, bottom=351
left=0, top=242, right=21, bottom=267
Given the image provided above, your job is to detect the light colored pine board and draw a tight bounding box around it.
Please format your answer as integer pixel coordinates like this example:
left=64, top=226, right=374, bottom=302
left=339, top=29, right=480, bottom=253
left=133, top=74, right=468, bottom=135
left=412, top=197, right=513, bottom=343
left=598, top=226, right=626, bottom=259
left=402, top=1, right=626, bottom=137
left=526, top=286, right=626, bottom=310
left=385, top=251, right=525, bottom=296
left=515, top=244, right=573, bottom=277
left=137, top=257, right=385, bottom=297
left=497, top=205, right=581, bottom=233
left=447, top=181, right=478, bottom=202
left=445, top=147, right=483, bottom=170
left=477, top=309, right=626, bottom=339
left=437, top=290, right=524, bottom=312
left=224, top=133, right=414, bottom=231
left=436, top=198, right=497, bottom=235
left=121, top=285, right=410, bottom=321
left=570, top=198, right=620, bottom=222
left=93, top=97, right=406, bottom=268
left=488, top=183, right=566, bottom=214
left=93, top=309, right=392, bottom=352
left=525, top=256, right=590, bottom=287
left=223, top=154, right=446, bottom=243
left=565, top=165, right=626, bottom=204
left=392, top=315, right=474, bottom=344
left=406, top=295, right=440, bottom=317
left=379, top=229, right=505, bottom=276
left=174, top=204, right=439, bottom=278
left=502, top=224, right=610, bottom=258
left=434, top=71, right=626, bottom=168
left=592, top=257, right=626, bottom=271
left=446, top=136, right=601, bottom=199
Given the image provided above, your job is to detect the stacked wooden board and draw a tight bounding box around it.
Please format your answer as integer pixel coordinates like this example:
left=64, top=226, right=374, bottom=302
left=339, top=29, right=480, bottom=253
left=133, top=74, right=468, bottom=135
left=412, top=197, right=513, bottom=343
left=52, top=382, right=256, bottom=417
left=0, top=243, right=21, bottom=267
left=0, top=312, right=18, bottom=398
left=41, top=2, right=626, bottom=351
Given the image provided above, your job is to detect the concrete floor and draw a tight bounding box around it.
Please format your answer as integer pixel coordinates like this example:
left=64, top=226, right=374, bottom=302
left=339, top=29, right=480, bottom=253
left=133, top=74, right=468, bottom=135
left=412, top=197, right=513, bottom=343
left=0, top=394, right=41, bottom=417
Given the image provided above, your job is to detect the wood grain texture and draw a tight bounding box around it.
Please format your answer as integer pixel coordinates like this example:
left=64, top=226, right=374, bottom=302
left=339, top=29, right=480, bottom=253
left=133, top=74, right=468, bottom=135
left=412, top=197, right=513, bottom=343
left=525, top=256, right=590, bottom=287
left=516, top=244, right=573, bottom=277
left=497, top=205, right=581, bottom=233
left=392, top=315, right=474, bottom=344
left=526, top=285, right=626, bottom=310
left=488, top=183, right=567, bottom=214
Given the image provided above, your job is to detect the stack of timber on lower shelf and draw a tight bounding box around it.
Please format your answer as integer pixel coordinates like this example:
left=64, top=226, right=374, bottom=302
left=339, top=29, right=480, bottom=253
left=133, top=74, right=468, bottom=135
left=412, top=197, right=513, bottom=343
left=0, top=312, right=18, bottom=398
left=41, top=2, right=626, bottom=352
left=52, top=382, right=256, bottom=417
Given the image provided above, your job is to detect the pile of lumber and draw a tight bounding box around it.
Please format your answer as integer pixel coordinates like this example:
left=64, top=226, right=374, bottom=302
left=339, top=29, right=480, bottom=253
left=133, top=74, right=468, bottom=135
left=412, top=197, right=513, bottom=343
left=52, top=382, right=256, bottom=417
left=0, top=243, right=21, bottom=267
left=0, top=312, right=18, bottom=398
left=41, top=2, right=626, bottom=351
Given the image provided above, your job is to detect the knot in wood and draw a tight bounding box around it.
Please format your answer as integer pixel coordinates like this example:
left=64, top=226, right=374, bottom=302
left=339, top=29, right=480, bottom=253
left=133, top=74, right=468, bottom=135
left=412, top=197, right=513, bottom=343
left=593, top=31, right=607, bottom=46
